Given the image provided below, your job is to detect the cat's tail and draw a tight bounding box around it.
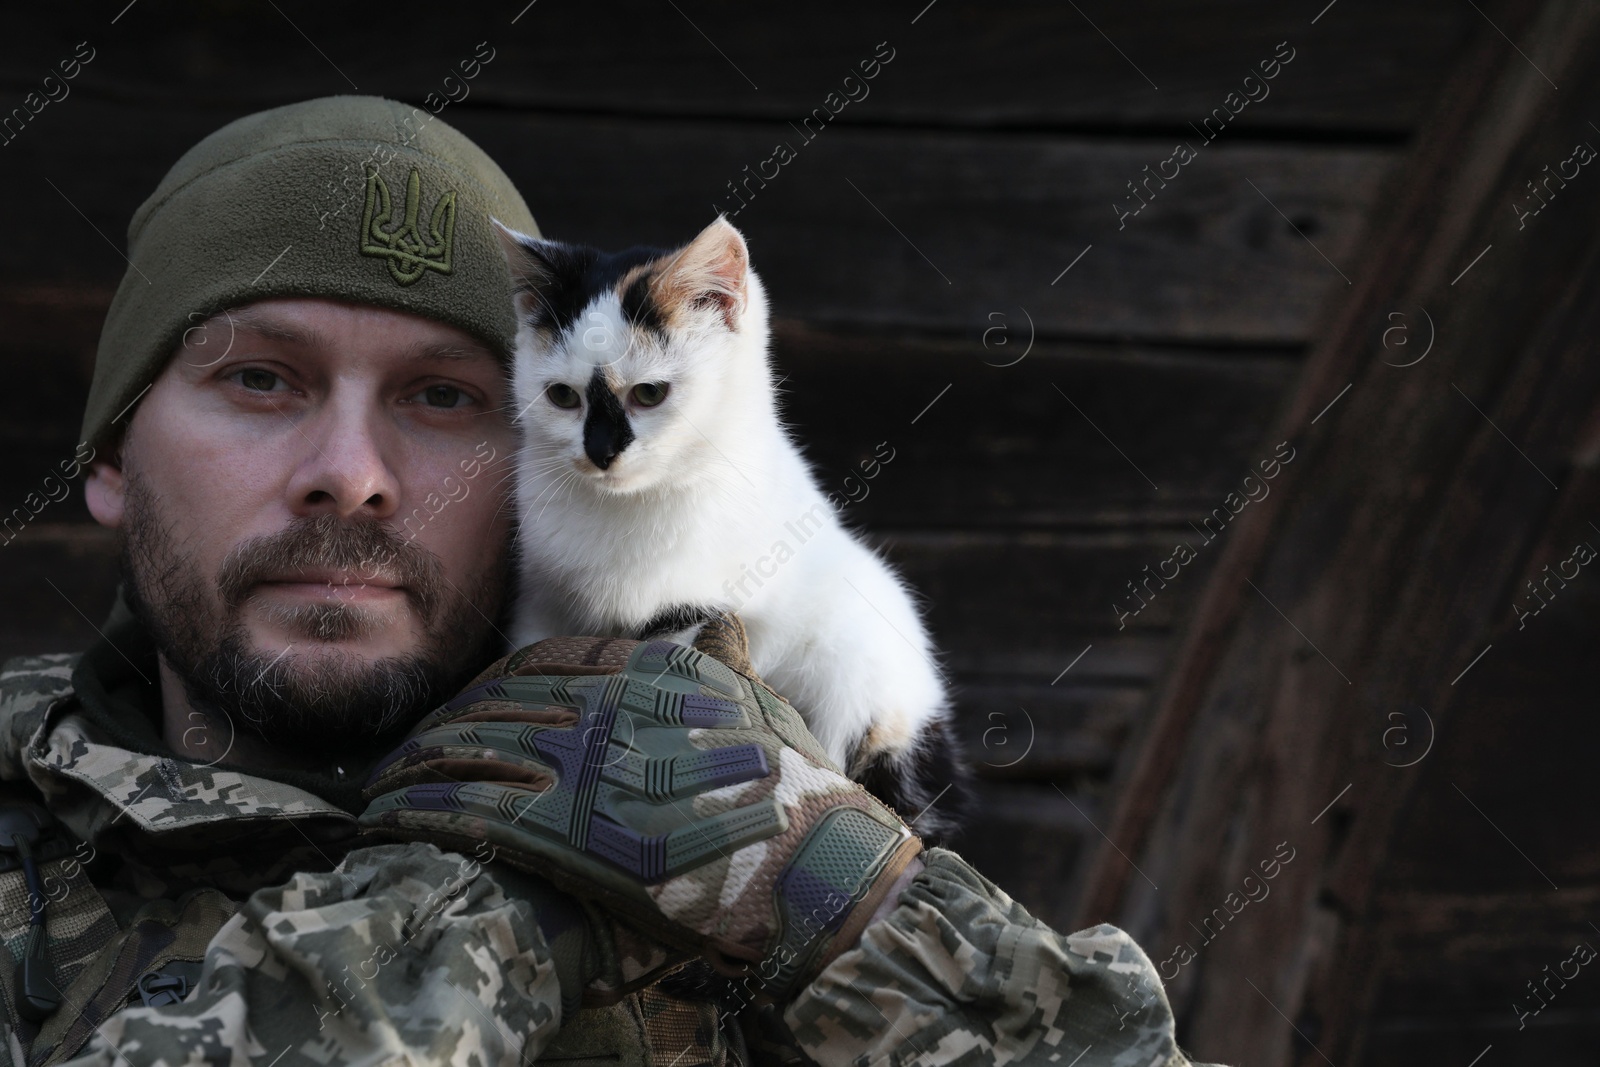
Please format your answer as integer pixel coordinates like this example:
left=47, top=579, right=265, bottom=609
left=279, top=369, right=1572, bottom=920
left=851, top=715, right=972, bottom=848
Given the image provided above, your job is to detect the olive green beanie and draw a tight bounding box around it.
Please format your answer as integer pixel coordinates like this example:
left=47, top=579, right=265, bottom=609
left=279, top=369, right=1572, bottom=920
left=82, top=94, right=539, bottom=447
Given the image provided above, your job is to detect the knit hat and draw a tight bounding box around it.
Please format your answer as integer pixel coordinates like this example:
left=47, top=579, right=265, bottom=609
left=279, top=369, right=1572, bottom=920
left=82, top=95, right=539, bottom=448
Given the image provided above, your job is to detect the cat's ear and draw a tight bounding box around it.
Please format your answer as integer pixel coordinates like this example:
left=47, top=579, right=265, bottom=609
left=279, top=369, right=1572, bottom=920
left=656, top=217, right=749, bottom=331
left=492, top=217, right=561, bottom=321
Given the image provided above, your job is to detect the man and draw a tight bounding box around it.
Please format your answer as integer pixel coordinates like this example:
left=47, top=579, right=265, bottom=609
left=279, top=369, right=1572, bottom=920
left=0, top=96, right=1218, bottom=1065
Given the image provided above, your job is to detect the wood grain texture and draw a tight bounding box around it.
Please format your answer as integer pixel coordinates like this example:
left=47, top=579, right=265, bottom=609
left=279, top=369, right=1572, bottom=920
left=453, top=113, right=1396, bottom=343
left=774, top=322, right=1299, bottom=528
left=1357, top=888, right=1600, bottom=1064
left=1070, top=2, right=1600, bottom=1062
left=0, top=101, right=1392, bottom=342
left=0, top=524, right=120, bottom=659
left=950, top=679, right=1146, bottom=781
left=878, top=528, right=1213, bottom=659
left=0, top=1, right=1472, bottom=131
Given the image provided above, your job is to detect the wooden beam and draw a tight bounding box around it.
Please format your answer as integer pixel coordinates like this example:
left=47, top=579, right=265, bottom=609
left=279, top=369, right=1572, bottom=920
left=4, top=102, right=1392, bottom=343
left=1071, top=0, right=1600, bottom=1062
left=3, top=2, right=1475, bottom=133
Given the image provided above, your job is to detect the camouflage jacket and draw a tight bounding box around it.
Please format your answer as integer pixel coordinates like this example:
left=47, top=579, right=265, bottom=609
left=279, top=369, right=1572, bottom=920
left=0, top=636, right=1218, bottom=1067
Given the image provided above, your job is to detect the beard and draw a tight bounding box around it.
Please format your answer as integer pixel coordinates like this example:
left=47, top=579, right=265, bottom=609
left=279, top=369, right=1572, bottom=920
left=119, top=473, right=511, bottom=755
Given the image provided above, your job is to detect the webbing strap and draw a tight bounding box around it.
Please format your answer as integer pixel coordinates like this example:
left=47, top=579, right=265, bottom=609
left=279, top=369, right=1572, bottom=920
left=32, top=889, right=236, bottom=1067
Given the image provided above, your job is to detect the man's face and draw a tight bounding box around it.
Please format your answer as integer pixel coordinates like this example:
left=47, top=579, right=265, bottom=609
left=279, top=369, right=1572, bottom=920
left=87, top=297, right=517, bottom=749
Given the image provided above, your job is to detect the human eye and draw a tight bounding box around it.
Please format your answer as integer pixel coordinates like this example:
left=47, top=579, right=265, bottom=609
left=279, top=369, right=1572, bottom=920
left=407, top=383, right=475, bottom=409
left=230, top=367, right=289, bottom=393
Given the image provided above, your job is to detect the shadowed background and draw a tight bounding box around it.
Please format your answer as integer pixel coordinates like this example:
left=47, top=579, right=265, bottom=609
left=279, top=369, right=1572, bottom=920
left=1, top=1, right=1597, bottom=1062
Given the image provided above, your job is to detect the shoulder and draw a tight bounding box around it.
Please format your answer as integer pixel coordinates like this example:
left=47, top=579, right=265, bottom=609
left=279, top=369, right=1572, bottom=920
left=0, top=653, right=80, bottom=695
left=0, top=653, right=80, bottom=781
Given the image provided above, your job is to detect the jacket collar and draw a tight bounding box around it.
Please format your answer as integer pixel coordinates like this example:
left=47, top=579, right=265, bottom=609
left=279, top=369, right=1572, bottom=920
left=28, top=699, right=356, bottom=841
left=12, top=587, right=364, bottom=868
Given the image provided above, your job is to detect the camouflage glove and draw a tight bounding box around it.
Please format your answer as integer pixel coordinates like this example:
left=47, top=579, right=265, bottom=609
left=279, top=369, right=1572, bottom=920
left=360, top=628, right=922, bottom=1004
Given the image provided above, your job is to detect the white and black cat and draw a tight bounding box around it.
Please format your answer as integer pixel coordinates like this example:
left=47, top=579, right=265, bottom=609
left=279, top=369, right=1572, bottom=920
left=493, top=217, right=966, bottom=841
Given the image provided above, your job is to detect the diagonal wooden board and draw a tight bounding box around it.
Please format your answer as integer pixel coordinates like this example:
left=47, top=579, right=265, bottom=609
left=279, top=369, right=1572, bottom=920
left=1069, top=0, right=1600, bottom=1061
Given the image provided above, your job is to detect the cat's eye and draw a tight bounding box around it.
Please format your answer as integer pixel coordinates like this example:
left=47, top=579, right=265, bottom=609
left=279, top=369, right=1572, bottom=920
left=631, top=382, right=670, bottom=407
left=547, top=383, right=582, bottom=409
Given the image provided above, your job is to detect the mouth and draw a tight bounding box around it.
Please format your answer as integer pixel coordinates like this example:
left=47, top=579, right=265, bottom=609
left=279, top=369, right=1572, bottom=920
left=252, top=570, right=408, bottom=604
left=576, top=459, right=628, bottom=488
left=584, top=467, right=636, bottom=493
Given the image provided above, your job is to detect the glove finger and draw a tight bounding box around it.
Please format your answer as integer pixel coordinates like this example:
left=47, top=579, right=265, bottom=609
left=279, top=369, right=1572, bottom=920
left=366, top=721, right=564, bottom=795
left=416, top=643, right=748, bottom=735
left=411, top=673, right=609, bottom=733
left=361, top=780, right=786, bottom=884
left=369, top=719, right=774, bottom=806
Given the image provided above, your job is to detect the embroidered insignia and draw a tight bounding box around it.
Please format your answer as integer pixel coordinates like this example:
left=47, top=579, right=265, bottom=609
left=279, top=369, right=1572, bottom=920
left=359, top=166, right=457, bottom=285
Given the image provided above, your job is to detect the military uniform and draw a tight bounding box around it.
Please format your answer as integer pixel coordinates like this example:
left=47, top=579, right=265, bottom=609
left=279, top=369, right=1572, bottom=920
left=0, top=597, right=1215, bottom=1066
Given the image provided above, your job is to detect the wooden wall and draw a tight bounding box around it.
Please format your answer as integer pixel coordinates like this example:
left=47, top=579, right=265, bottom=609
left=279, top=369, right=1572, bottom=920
left=8, top=3, right=1587, bottom=1062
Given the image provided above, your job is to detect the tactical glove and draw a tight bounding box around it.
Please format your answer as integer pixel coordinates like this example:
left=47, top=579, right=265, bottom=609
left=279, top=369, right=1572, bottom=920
left=360, top=626, right=922, bottom=1004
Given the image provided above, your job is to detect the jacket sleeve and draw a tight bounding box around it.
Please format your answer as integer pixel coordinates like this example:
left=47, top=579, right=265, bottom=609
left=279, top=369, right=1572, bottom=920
left=59, top=841, right=567, bottom=1067
left=783, top=847, right=1225, bottom=1067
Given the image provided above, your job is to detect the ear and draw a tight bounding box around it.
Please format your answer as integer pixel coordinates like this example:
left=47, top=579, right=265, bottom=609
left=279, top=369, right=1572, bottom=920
left=492, top=217, right=562, bottom=322
left=655, top=216, right=749, bottom=331
left=84, top=460, right=126, bottom=529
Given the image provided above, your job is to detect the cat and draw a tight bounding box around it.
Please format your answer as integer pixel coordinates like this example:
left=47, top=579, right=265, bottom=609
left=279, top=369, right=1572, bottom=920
left=493, top=216, right=967, bottom=843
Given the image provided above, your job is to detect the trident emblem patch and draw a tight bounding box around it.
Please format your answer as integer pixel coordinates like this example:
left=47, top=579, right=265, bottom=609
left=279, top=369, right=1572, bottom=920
left=359, top=166, right=457, bottom=285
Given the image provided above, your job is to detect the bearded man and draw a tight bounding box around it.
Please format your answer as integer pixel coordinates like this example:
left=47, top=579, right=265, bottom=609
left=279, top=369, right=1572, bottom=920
left=0, top=96, right=1219, bottom=1067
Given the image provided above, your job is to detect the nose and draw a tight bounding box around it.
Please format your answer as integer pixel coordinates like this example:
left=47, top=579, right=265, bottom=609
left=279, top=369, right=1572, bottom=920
left=583, top=376, right=634, bottom=471
left=284, top=393, right=402, bottom=520
left=584, top=417, right=626, bottom=469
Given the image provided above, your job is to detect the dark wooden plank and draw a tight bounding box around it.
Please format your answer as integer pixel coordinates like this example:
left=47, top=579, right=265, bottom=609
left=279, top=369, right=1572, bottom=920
left=876, top=528, right=1217, bottom=669
left=1361, top=1022, right=1600, bottom=1067
left=321, top=113, right=1400, bottom=345
left=1356, top=889, right=1600, bottom=1064
left=0, top=524, right=120, bottom=662
left=775, top=322, right=1300, bottom=528
left=0, top=1, right=1473, bottom=132
left=1374, top=562, right=1600, bottom=894
left=0, top=287, right=103, bottom=528
left=949, top=680, right=1146, bottom=781
left=1367, top=888, right=1600, bottom=1016
left=1, top=102, right=1394, bottom=343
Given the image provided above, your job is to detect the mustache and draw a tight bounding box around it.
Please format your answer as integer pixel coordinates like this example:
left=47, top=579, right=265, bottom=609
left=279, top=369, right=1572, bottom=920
left=216, top=516, right=442, bottom=621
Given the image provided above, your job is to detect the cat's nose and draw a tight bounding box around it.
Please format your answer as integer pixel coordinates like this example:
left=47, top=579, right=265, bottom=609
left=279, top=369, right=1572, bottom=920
left=582, top=375, right=635, bottom=472
left=584, top=416, right=630, bottom=470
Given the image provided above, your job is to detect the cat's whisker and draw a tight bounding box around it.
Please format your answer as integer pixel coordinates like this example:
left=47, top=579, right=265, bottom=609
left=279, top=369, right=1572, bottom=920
left=511, top=446, right=567, bottom=463
left=515, top=451, right=566, bottom=463
left=489, top=472, right=528, bottom=495
left=514, top=460, right=573, bottom=480
left=514, top=458, right=571, bottom=476
left=521, top=464, right=586, bottom=523
left=512, top=448, right=578, bottom=470
left=532, top=470, right=580, bottom=525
